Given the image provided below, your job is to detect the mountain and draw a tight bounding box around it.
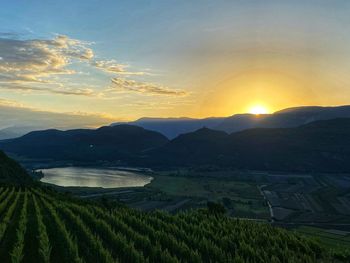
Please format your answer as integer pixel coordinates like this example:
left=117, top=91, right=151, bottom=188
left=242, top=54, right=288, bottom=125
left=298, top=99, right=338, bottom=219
left=216, top=105, right=350, bottom=133
left=214, top=113, right=269, bottom=133
left=148, top=118, right=350, bottom=172
left=4, top=108, right=350, bottom=172
left=112, top=117, right=224, bottom=139
left=0, top=150, right=32, bottom=184
left=111, top=106, right=350, bottom=138
left=0, top=125, right=169, bottom=162
left=148, top=128, right=229, bottom=165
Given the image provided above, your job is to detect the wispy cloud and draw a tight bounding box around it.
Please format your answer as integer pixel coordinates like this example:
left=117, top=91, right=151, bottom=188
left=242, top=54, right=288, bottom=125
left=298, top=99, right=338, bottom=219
left=123, top=99, right=194, bottom=110
left=1, top=83, right=95, bottom=97
left=91, top=60, right=147, bottom=75
left=109, top=78, right=188, bottom=97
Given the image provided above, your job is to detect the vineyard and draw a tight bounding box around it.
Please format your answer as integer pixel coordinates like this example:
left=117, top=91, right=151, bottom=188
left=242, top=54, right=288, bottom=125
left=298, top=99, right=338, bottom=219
left=0, top=186, right=347, bottom=263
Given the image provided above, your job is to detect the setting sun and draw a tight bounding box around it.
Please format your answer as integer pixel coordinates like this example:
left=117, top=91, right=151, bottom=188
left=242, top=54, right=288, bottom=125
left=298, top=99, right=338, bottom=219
left=249, top=105, right=269, bottom=115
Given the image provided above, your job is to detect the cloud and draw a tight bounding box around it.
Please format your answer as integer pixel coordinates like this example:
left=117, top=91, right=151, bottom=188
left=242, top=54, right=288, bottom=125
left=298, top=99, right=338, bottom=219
left=0, top=34, right=92, bottom=84
left=123, top=99, right=194, bottom=110
left=0, top=33, right=145, bottom=86
left=1, top=83, right=95, bottom=97
left=0, top=98, right=24, bottom=108
left=91, top=60, right=146, bottom=75
left=110, top=78, right=188, bottom=97
left=0, top=33, right=188, bottom=98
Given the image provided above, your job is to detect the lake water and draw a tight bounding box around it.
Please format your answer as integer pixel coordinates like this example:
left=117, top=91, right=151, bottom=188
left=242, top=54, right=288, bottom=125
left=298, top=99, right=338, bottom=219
left=40, top=167, right=153, bottom=188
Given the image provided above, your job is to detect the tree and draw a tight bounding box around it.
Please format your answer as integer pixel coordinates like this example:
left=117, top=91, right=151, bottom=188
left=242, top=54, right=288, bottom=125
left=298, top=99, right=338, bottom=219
left=207, top=201, right=226, bottom=216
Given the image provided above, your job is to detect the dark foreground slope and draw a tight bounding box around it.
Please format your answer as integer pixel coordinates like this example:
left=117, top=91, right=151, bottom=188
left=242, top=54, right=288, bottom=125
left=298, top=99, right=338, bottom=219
left=0, top=125, right=168, bottom=162
left=150, top=118, right=350, bottom=172
left=0, top=150, right=31, bottom=184
left=0, top=185, right=347, bottom=262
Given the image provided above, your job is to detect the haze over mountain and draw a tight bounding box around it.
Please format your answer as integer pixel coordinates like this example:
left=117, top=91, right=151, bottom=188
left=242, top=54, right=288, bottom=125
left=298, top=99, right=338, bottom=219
left=2, top=105, right=350, bottom=140
left=0, top=126, right=45, bottom=140
left=216, top=105, right=350, bottom=133
left=113, top=105, right=350, bottom=138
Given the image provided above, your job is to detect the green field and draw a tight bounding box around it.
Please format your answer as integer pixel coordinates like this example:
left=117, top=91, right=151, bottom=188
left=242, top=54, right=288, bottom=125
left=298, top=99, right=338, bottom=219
left=48, top=168, right=350, bottom=260
left=59, top=171, right=270, bottom=218
left=297, top=226, right=350, bottom=252
left=147, top=174, right=269, bottom=218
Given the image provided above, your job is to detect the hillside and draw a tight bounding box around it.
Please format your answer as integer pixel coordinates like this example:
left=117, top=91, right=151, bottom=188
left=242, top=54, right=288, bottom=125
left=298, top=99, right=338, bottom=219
left=0, top=185, right=346, bottom=262
left=149, top=118, right=350, bottom=172
left=0, top=151, right=31, bottom=184
left=0, top=125, right=169, bottom=162
left=148, top=128, right=229, bottom=165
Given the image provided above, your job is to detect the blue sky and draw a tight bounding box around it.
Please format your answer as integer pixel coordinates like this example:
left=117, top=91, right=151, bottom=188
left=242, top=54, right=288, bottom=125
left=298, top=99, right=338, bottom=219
left=1, top=0, right=350, bottom=129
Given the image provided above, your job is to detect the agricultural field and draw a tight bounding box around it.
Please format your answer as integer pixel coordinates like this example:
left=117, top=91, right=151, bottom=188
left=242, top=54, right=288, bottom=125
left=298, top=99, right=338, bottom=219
left=60, top=170, right=350, bottom=226
left=58, top=171, right=270, bottom=218
left=48, top=167, right=350, bottom=258
left=0, top=185, right=347, bottom=262
left=261, top=174, right=350, bottom=224
left=297, top=226, right=350, bottom=252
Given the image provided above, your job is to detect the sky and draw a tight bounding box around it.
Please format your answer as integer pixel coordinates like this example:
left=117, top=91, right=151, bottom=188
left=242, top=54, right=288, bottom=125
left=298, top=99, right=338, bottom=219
left=1, top=0, right=350, bottom=129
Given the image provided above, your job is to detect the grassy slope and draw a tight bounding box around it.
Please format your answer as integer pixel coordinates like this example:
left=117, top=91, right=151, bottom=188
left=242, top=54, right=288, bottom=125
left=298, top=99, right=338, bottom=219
left=0, top=185, right=348, bottom=262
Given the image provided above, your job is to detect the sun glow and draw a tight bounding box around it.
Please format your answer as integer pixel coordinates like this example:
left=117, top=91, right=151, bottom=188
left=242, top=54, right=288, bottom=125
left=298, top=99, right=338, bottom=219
left=249, top=105, right=269, bottom=115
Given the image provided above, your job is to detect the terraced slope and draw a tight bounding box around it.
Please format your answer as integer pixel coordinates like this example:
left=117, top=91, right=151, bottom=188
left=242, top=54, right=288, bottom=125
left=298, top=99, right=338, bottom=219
left=0, top=186, right=348, bottom=262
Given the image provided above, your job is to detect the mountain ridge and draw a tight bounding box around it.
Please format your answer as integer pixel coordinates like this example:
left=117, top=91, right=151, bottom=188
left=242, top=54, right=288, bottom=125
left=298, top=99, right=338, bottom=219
left=145, top=118, right=350, bottom=172
left=112, top=105, right=350, bottom=138
left=0, top=124, right=169, bottom=162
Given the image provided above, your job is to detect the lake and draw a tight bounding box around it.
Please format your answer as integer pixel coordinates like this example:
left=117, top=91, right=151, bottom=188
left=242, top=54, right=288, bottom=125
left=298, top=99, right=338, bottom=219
left=40, top=167, right=153, bottom=188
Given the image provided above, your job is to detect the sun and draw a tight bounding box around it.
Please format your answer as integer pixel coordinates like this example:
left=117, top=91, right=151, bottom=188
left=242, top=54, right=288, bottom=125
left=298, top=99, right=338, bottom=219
left=249, top=105, right=269, bottom=115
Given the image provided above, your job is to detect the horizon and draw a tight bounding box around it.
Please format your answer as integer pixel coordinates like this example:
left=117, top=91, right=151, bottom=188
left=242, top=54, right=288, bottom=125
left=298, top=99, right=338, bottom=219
left=2, top=104, right=350, bottom=131
left=2, top=103, right=350, bottom=134
left=1, top=1, right=350, bottom=130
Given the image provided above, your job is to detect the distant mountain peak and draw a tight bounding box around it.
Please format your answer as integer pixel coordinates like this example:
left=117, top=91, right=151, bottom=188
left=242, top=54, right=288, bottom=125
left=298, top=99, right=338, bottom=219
left=274, top=105, right=350, bottom=114
left=136, top=117, right=194, bottom=122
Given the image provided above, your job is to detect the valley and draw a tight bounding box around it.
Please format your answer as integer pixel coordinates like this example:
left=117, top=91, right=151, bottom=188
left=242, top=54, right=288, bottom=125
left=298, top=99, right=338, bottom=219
left=50, top=169, right=350, bottom=237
